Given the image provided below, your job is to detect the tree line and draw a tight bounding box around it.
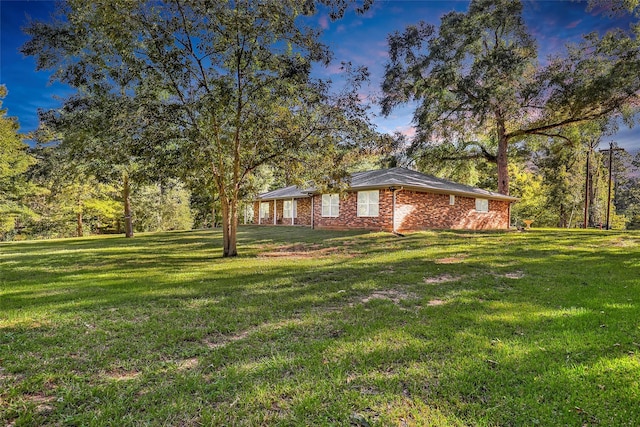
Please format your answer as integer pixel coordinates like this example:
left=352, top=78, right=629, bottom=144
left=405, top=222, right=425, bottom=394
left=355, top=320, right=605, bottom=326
left=1, top=0, right=639, bottom=252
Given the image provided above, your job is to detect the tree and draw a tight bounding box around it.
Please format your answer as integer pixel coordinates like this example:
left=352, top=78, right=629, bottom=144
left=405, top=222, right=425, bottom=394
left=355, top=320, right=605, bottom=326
left=24, top=0, right=378, bottom=257
left=132, top=180, right=193, bottom=232
left=28, top=139, right=122, bottom=238
left=0, top=85, right=38, bottom=239
left=382, top=0, right=640, bottom=195
left=37, top=93, right=169, bottom=238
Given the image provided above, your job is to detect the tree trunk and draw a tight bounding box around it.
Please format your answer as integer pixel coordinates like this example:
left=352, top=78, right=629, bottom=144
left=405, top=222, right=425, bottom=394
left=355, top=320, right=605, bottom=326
left=229, top=194, right=238, bottom=256
left=76, top=211, right=83, bottom=237
left=221, top=195, right=237, bottom=257
left=496, top=116, right=510, bottom=195
left=123, top=172, right=134, bottom=238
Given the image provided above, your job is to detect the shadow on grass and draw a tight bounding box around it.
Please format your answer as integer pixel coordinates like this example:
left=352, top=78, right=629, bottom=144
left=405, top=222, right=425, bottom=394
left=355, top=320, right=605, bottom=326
left=1, top=227, right=639, bottom=426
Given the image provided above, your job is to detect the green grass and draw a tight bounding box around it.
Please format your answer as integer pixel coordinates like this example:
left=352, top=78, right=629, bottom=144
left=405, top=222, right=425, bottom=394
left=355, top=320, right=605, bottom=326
left=1, top=226, right=639, bottom=426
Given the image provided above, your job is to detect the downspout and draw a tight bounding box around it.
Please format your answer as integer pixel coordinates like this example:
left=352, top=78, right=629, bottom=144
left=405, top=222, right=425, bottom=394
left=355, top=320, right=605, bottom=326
left=291, top=198, right=295, bottom=225
left=311, top=195, right=315, bottom=229
left=273, top=200, right=277, bottom=225
left=390, top=187, right=396, bottom=233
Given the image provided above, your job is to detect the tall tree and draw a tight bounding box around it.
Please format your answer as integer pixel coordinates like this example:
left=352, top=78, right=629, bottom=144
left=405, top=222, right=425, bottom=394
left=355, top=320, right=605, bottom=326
left=24, top=0, right=378, bottom=257
left=382, top=0, right=640, bottom=195
left=0, top=85, right=38, bottom=239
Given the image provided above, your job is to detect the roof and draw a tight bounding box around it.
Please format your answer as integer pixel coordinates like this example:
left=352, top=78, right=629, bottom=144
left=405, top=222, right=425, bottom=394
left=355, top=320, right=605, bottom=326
left=348, top=167, right=518, bottom=201
left=256, top=167, right=518, bottom=202
left=256, top=185, right=310, bottom=201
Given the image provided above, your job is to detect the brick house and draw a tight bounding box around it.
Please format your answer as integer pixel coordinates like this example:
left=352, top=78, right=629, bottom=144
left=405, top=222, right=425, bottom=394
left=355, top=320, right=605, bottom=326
left=252, top=167, right=517, bottom=232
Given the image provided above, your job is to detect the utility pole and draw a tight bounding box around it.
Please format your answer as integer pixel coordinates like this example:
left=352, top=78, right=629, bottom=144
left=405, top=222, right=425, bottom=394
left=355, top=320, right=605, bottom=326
left=600, top=142, right=624, bottom=230
left=584, top=147, right=590, bottom=229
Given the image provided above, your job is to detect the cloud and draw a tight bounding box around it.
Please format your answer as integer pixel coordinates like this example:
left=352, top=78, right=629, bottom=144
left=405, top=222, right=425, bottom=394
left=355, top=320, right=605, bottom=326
left=318, top=15, right=329, bottom=30
left=565, top=19, right=582, bottom=29
left=395, top=125, right=416, bottom=139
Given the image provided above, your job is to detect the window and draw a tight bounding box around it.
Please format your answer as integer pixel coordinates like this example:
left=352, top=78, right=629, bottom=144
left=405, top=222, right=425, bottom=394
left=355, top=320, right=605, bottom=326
left=260, top=202, right=270, bottom=219
left=283, top=200, right=297, bottom=219
left=321, top=194, right=339, bottom=217
left=475, top=198, right=489, bottom=212
left=357, top=190, right=379, bottom=217
left=449, top=194, right=455, bottom=205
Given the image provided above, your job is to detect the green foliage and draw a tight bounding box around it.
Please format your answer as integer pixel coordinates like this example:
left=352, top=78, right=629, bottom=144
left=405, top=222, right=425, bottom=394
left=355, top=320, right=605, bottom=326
left=23, top=0, right=382, bottom=255
left=0, top=85, right=38, bottom=239
left=2, top=227, right=640, bottom=425
left=509, top=165, right=553, bottom=227
left=382, top=0, right=640, bottom=195
left=132, top=180, right=193, bottom=232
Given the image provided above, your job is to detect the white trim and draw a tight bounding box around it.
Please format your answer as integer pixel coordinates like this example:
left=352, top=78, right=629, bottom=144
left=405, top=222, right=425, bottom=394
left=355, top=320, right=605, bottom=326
left=475, top=198, right=489, bottom=212
left=357, top=190, right=379, bottom=217
left=321, top=194, right=339, bottom=217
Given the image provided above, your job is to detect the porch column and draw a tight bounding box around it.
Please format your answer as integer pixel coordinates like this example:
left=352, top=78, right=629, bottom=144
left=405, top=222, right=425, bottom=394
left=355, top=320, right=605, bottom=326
left=273, top=200, right=277, bottom=225
left=291, top=198, right=295, bottom=225
left=258, top=202, right=261, bottom=225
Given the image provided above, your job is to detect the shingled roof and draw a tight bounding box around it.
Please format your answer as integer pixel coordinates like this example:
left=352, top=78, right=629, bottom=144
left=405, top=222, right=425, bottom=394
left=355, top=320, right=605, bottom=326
left=256, top=167, right=517, bottom=202
left=256, top=185, right=310, bottom=201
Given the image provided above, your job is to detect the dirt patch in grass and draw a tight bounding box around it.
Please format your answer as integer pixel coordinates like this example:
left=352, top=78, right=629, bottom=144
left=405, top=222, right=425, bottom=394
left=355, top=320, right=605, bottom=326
left=360, top=289, right=416, bottom=305
left=502, top=271, right=525, bottom=279
left=0, top=369, right=23, bottom=385
left=176, top=358, right=199, bottom=371
left=435, top=254, right=468, bottom=264
left=104, top=370, right=141, bottom=381
left=204, top=318, right=307, bottom=349
left=25, top=393, right=56, bottom=413
left=427, top=299, right=446, bottom=306
left=423, top=274, right=463, bottom=284
left=204, top=330, right=251, bottom=349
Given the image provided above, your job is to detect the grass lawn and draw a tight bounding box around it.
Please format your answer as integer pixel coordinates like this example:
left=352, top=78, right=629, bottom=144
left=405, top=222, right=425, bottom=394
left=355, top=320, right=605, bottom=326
left=1, top=226, right=639, bottom=426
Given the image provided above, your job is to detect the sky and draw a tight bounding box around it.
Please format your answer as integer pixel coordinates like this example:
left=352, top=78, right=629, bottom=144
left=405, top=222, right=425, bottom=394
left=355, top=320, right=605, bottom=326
left=1, top=0, right=638, bottom=153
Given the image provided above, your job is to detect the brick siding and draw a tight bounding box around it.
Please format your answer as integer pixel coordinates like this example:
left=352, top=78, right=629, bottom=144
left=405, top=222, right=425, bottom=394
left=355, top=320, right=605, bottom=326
left=393, top=190, right=509, bottom=231
left=256, top=189, right=510, bottom=231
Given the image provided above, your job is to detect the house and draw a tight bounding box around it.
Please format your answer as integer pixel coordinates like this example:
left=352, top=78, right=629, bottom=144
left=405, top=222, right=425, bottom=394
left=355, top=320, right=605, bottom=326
left=252, top=167, right=518, bottom=232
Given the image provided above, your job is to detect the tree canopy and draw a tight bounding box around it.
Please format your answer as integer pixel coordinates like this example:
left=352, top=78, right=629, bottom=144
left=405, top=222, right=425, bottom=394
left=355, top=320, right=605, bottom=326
left=0, top=85, right=37, bottom=237
left=382, top=0, right=640, bottom=195
left=23, top=0, right=379, bottom=256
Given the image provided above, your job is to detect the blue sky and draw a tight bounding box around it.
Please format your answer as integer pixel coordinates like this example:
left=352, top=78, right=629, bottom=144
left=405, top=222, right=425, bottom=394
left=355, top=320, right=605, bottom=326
left=1, top=0, right=638, bottom=152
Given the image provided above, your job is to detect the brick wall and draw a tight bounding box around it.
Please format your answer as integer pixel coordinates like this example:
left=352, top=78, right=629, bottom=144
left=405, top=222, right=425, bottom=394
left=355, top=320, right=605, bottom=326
left=256, top=189, right=511, bottom=231
left=394, top=191, right=509, bottom=231
left=311, top=190, right=394, bottom=231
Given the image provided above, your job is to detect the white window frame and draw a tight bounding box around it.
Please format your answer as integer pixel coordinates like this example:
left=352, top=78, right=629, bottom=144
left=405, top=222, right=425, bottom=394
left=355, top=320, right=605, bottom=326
left=475, top=198, right=489, bottom=212
left=357, top=190, right=379, bottom=217
left=283, top=200, right=297, bottom=219
left=321, top=194, right=339, bottom=217
left=450, top=194, right=455, bottom=205
left=260, top=202, right=270, bottom=219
